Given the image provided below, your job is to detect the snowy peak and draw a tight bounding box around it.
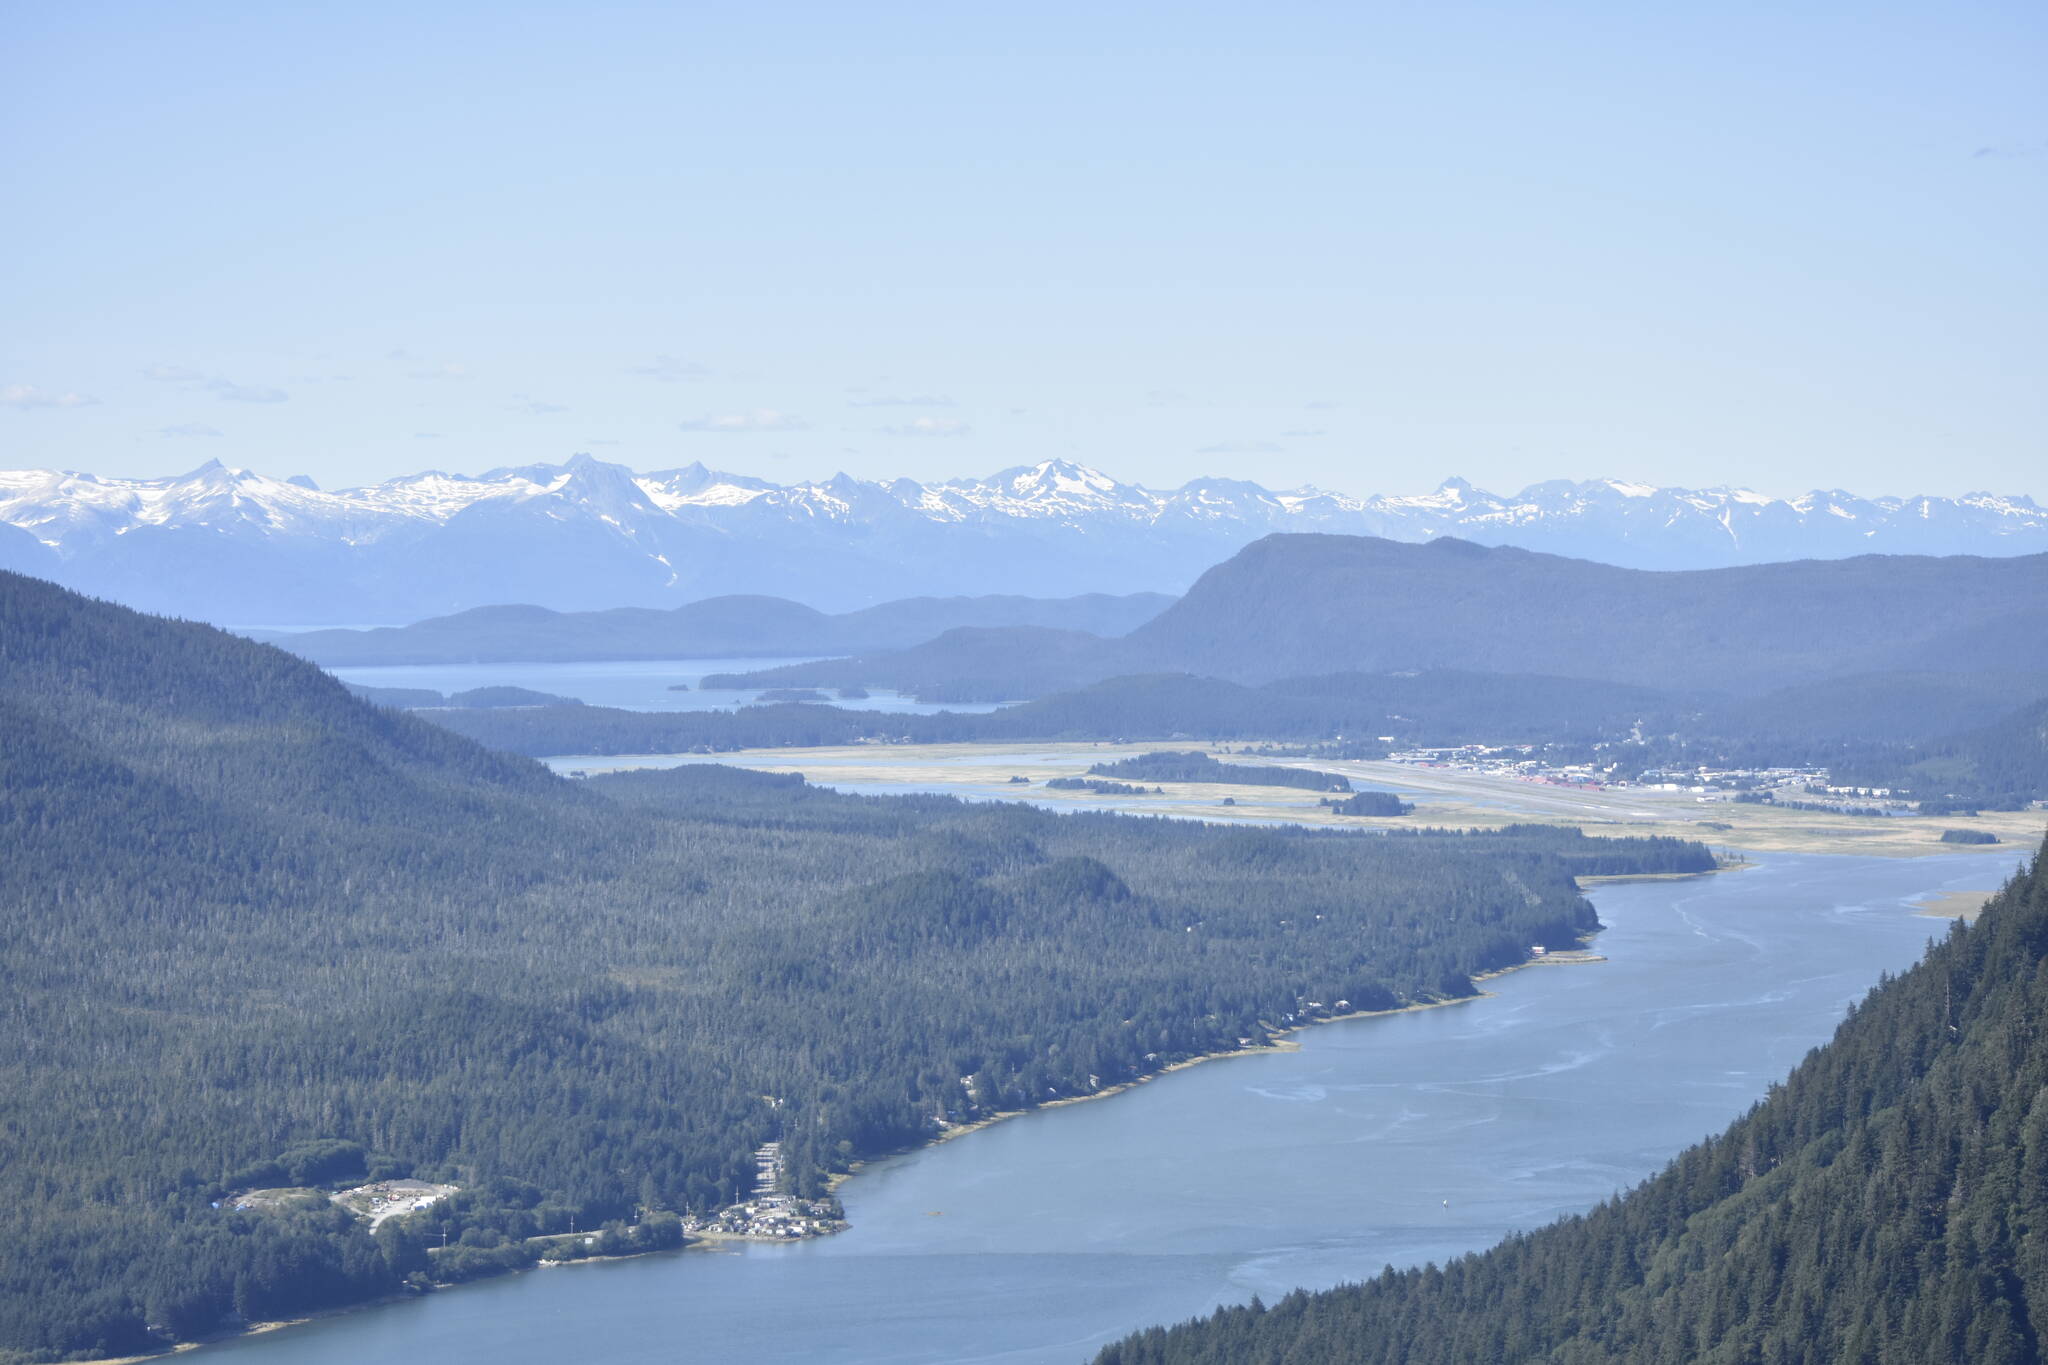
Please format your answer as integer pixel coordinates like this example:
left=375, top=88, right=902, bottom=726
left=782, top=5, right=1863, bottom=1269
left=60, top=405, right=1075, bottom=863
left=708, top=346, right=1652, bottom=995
left=3, top=456, right=2040, bottom=552
left=997, top=459, right=1124, bottom=501
left=1, top=455, right=2042, bottom=623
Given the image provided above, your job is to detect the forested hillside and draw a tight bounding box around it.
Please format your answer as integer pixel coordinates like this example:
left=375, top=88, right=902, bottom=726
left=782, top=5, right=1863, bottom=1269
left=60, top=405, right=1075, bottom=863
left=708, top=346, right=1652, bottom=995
left=1833, top=697, right=2048, bottom=810
left=1097, top=836, right=2048, bottom=1365
left=0, top=571, right=1707, bottom=1363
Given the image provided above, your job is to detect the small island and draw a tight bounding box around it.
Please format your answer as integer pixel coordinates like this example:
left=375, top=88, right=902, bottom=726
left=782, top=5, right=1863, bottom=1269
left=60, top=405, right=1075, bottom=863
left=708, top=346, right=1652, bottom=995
left=1088, top=750, right=1351, bottom=792
left=1048, top=777, right=1159, bottom=795
left=1319, top=790, right=1413, bottom=816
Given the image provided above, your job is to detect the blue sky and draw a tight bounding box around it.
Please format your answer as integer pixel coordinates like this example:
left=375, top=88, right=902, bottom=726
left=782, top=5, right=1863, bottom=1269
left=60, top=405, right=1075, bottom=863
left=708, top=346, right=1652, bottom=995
left=3, top=1, right=2041, bottom=497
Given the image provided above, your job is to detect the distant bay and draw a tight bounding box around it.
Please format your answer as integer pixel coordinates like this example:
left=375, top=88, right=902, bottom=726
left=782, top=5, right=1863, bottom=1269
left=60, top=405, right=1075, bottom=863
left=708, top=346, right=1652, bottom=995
left=326, top=657, right=1009, bottom=716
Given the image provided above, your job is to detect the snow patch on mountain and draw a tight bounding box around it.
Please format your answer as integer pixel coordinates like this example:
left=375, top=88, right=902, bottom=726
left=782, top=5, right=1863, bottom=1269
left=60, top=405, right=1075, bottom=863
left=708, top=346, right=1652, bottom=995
left=1, top=455, right=2042, bottom=624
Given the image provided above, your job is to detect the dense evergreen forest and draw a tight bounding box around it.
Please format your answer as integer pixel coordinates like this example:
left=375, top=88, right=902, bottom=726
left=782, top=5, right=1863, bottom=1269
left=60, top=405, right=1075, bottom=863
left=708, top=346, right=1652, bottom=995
left=1097, top=836, right=2048, bottom=1365
left=1323, top=791, right=1413, bottom=817
left=0, top=571, right=1709, bottom=1363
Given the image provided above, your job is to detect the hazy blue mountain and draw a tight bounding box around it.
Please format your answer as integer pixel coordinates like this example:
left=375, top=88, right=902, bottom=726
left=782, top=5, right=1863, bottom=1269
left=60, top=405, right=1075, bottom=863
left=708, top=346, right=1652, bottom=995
left=0, top=520, right=56, bottom=577
left=719, top=533, right=2048, bottom=697
left=4, top=456, right=2043, bottom=624
left=265, top=591, right=1174, bottom=665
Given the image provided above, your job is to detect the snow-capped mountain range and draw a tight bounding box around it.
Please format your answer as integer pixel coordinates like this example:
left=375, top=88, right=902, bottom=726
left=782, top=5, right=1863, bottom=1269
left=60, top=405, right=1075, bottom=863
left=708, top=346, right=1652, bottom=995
left=1, top=455, right=2042, bottom=625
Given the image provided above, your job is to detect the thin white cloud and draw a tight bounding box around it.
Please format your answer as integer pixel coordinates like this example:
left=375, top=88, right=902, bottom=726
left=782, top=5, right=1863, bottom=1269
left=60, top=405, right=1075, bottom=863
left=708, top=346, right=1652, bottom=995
left=1196, top=440, right=1283, bottom=455
left=405, top=362, right=468, bottom=381
left=882, top=416, right=971, bottom=437
left=511, top=398, right=568, bottom=415
left=209, top=378, right=289, bottom=403
left=1, top=384, right=99, bottom=409
left=148, top=365, right=289, bottom=402
left=159, top=422, right=223, bottom=438
left=1280, top=428, right=1328, bottom=438
left=850, top=394, right=956, bottom=408
left=630, top=354, right=711, bottom=382
left=678, top=409, right=809, bottom=432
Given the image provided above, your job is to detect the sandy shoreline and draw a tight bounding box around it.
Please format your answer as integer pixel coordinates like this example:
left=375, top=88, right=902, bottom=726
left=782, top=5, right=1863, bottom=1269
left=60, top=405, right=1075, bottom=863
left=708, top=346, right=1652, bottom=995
left=1914, top=889, right=1997, bottom=921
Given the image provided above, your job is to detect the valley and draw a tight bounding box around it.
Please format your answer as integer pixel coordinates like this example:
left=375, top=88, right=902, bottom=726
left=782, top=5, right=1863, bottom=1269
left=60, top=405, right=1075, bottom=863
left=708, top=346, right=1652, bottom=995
left=11, top=11, right=2043, bottom=1362
left=539, top=741, right=2040, bottom=858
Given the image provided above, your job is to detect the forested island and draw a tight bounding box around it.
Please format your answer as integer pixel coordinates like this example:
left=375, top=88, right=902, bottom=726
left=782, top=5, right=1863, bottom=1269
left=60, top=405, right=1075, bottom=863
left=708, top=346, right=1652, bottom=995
left=0, top=570, right=1712, bottom=1363
left=1321, top=790, right=1413, bottom=817
left=1097, top=835, right=2048, bottom=1364
left=1088, top=750, right=1351, bottom=792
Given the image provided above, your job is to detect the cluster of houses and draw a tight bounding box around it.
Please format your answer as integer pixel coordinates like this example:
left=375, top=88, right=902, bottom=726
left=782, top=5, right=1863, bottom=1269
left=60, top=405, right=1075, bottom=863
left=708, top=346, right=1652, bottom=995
left=1389, top=745, right=1615, bottom=790
left=679, top=1141, right=845, bottom=1240
left=685, top=1192, right=844, bottom=1240
left=1391, top=746, right=1857, bottom=803
left=1631, top=764, right=1832, bottom=794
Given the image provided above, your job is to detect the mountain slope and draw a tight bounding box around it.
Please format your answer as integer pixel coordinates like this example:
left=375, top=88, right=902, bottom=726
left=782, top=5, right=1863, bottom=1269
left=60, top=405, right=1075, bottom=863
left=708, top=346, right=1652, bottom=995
left=1097, top=835, right=2048, bottom=1365
left=1118, top=534, right=2048, bottom=691
left=5, top=457, right=2043, bottom=623
left=1833, top=696, right=2048, bottom=807
left=712, top=534, right=2048, bottom=697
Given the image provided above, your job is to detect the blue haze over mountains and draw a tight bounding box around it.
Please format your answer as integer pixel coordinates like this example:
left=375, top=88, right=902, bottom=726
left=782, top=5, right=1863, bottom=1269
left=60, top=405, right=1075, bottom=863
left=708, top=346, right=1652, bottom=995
left=2, top=454, right=2045, bottom=625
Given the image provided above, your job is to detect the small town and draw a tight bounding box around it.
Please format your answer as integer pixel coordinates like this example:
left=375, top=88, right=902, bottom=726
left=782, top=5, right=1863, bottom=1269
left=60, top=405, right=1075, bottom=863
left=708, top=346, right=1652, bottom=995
left=1380, top=744, right=1972, bottom=812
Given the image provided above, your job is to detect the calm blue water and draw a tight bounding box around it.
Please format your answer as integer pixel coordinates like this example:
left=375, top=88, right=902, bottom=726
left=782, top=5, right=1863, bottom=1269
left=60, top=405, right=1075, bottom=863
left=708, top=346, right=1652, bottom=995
left=326, top=657, right=1008, bottom=716
left=198, top=849, right=2024, bottom=1364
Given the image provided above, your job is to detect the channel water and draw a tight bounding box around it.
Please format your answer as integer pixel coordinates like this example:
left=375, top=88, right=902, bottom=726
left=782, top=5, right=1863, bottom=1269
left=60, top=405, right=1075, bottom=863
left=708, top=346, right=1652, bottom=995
left=201, top=849, right=2022, bottom=1364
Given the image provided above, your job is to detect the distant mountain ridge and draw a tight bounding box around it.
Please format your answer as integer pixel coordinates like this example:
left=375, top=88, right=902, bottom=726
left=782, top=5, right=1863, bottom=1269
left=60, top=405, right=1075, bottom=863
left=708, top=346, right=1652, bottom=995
left=267, top=591, right=1174, bottom=665
left=722, top=533, right=2048, bottom=698
left=3, top=455, right=2043, bottom=624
